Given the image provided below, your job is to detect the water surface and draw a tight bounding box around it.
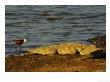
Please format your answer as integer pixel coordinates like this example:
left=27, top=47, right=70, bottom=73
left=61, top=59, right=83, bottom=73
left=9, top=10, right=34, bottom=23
left=5, top=5, right=106, bottom=55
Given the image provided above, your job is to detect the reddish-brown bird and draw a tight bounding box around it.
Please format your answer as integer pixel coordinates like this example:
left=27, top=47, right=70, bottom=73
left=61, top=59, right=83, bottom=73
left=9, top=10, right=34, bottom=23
left=13, top=39, right=27, bottom=51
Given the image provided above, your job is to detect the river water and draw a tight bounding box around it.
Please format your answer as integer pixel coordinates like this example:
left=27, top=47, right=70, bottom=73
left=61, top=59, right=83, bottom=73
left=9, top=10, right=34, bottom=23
left=5, top=5, right=106, bottom=55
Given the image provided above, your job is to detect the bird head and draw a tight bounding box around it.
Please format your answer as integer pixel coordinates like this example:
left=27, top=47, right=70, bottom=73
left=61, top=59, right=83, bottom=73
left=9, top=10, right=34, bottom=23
left=23, top=38, right=27, bottom=42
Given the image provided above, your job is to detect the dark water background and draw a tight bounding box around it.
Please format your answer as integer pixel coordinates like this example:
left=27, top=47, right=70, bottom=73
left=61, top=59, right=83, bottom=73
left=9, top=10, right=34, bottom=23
left=5, top=5, right=106, bottom=55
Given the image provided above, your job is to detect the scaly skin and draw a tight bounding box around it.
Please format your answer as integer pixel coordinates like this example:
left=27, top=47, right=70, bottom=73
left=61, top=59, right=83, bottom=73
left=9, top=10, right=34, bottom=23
left=27, top=43, right=101, bottom=56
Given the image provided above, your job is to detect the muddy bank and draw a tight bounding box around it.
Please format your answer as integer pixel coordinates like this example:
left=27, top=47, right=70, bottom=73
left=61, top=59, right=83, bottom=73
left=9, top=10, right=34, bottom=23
left=5, top=35, right=106, bottom=72
left=87, top=35, right=106, bottom=50
left=5, top=54, right=106, bottom=72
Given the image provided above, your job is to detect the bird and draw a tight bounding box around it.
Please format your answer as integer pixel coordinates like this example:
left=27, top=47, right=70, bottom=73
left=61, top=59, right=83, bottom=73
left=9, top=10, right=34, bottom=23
left=12, top=38, right=27, bottom=51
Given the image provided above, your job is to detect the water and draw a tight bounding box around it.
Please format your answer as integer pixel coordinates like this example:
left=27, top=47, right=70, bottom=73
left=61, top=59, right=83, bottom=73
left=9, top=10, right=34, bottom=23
left=5, top=5, right=106, bottom=55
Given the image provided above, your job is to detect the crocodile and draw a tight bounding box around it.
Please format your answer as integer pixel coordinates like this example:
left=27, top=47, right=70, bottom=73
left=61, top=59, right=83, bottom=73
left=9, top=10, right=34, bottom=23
left=27, top=43, right=102, bottom=56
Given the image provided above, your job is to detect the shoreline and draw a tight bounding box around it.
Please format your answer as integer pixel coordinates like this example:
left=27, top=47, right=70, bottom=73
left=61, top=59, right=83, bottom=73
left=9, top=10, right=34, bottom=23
left=6, top=54, right=106, bottom=72
left=5, top=35, right=106, bottom=72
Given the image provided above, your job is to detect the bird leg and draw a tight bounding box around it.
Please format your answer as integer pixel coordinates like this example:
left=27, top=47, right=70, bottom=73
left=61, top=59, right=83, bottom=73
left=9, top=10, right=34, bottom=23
left=14, top=44, right=19, bottom=52
left=19, top=45, right=22, bottom=52
left=14, top=46, right=18, bottom=52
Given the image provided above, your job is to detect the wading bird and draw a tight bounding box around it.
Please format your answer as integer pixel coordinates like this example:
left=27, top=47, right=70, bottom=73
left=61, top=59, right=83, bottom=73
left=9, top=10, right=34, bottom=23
left=12, top=38, right=27, bottom=51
